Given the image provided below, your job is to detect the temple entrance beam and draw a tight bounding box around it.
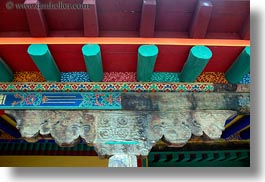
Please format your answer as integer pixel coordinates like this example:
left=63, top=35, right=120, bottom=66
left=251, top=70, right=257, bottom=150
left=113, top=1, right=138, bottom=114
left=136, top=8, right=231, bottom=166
left=0, top=92, right=250, bottom=114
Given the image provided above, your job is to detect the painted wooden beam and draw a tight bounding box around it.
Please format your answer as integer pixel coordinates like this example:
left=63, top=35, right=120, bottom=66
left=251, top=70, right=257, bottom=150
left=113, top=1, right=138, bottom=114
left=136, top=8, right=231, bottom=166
left=225, top=46, right=250, bottom=84
left=83, top=0, right=99, bottom=37
left=121, top=92, right=250, bottom=114
left=179, top=46, right=212, bottom=82
left=0, top=92, right=250, bottom=114
left=24, top=0, right=48, bottom=37
left=140, top=0, right=156, bottom=37
left=0, top=83, right=250, bottom=93
left=0, top=58, right=13, bottom=82
left=137, top=45, right=158, bottom=81
left=82, top=44, right=103, bottom=81
left=240, top=15, right=250, bottom=40
left=0, top=38, right=250, bottom=46
left=189, top=0, right=213, bottom=38
left=0, top=92, right=121, bottom=110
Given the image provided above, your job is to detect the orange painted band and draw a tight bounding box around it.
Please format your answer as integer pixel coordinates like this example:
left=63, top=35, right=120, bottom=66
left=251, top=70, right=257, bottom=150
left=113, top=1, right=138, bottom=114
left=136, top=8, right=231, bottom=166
left=0, top=37, right=250, bottom=46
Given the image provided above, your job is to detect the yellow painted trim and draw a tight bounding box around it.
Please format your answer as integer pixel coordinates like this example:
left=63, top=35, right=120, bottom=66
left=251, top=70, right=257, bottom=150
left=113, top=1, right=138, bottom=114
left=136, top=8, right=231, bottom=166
left=238, top=125, right=250, bottom=134
left=0, top=156, right=108, bottom=167
left=1, top=114, right=17, bottom=128
left=0, top=37, right=250, bottom=46
left=225, top=115, right=244, bottom=129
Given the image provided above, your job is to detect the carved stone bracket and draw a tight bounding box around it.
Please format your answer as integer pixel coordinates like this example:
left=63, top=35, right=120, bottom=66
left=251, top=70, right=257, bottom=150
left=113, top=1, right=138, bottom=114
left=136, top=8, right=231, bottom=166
left=6, top=110, right=236, bottom=166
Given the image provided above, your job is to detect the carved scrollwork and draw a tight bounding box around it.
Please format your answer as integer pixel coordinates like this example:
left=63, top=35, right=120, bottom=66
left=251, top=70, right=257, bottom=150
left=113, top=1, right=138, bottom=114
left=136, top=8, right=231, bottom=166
left=6, top=110, right=236, bottom=157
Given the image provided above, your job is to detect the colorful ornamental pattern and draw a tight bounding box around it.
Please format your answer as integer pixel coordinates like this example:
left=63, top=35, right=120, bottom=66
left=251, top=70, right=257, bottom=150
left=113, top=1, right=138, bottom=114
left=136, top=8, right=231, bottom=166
left=196, top=72, right=228, bottom=84
left=0, top=92, right=122, bottom=110
left=151, top=72, right=180, bottom=82
left=60, top=72, right=90, bottom=82
left=0, top=82, right=214, bottom=92
left=240, top=73, right=250, bottom=84
left=103, top=72, right=137, bottom=82
left=13, top=72, right=46, bottom=82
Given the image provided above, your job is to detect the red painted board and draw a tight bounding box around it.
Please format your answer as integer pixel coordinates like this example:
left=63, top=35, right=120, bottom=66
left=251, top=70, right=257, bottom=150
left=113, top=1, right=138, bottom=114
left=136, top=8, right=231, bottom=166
left=0, top=0, right=29, bottom=32
left=203, top=46, right=245, bottom=72
left=207, top=0, right=250, bottom=34
left=48, top=44, right=85, bottom=72
left=96, top=0, right=142, bottom=32
left=0, top=45, right=38, bottom=71
left=155, top=0, right=197, bottom=32
left=101, top=44, right=138, bottom=72
left=41, top=0, right=84, bottom=33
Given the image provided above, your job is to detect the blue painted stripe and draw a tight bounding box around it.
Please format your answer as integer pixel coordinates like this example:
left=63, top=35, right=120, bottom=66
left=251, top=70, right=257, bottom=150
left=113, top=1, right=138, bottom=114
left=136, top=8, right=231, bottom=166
left=105, top=141, right=139, bottom=145
left=222, top=115, right=250, bottom=138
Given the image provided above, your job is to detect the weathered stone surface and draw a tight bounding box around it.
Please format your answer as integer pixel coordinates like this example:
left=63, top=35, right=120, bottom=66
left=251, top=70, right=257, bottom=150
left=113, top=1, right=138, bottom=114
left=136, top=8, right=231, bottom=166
left=236, top=84, right=250, bottom=93
left=6, top=110, right=236, bottom=157
left=213, top=84, right=250, bottom=93
left=121, top=92, right=250, bottom=114
left=108, top=154, right=137, bottom=167
left=213, top=84, right=237, bottom=92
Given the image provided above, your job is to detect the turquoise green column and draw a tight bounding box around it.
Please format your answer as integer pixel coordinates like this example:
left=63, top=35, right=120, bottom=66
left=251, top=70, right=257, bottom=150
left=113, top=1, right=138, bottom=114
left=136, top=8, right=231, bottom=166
left=179, top=45, right=212, bottom=82
left=0, top=58, right=13, bottom=82
left=27, top=44, right=60, bottom=82
left=82, top=44, right=103, bottom=82
left=137, top=45, right=158, bottom=82
left=225, top=46, right=250, bottom=84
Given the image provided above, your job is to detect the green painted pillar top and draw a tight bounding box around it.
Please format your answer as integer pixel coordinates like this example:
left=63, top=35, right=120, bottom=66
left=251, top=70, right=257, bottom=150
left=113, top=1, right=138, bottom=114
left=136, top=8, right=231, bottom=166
left=190, top=45, right=212, bottom=60
left=225, top=46, right=250, bottom=84
left=28, top=44, right=50, bottom=56
left=179, top=45, right=212, bottom=82
left=27, top=44, right=60, bottom=82
left=82, top=44, right=101, bottom=57
left=82, top=44, right=103, bottom=82
left=138, top=45, right=159, bottom=57
left=137, top=45, right=158, bottom=82
left=0, top=58, right=13, bottom=82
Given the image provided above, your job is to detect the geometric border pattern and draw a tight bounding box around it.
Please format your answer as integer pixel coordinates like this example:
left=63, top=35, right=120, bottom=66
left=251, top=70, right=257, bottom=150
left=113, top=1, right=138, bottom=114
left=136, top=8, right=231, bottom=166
left=0, top=82, right=250, bottom=93
left=0, top=82, right=214, bottom=92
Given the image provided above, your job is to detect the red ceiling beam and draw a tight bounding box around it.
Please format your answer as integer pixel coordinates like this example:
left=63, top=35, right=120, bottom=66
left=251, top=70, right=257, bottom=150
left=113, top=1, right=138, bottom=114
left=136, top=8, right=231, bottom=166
left=189, top=0, right=213, bottom=38
left=0, top=37, right=250, bottom=46
left=83, top=0, right=99, bottom=37
left=140, top=0, right=156, bottom=37
left=240, top=15, right=250, bottom=40
left=24, top=0, right=48, bottom=37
